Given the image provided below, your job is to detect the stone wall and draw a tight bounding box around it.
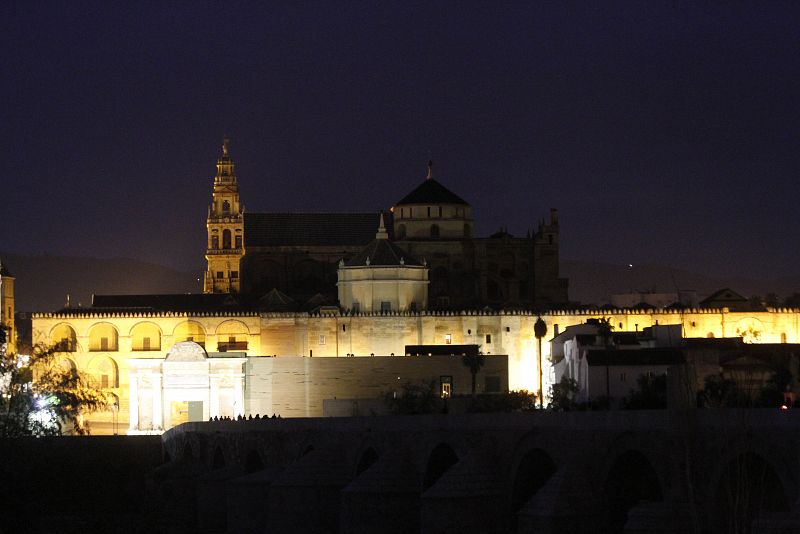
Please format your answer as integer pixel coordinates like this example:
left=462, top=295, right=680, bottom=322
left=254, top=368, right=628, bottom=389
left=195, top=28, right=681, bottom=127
left=245, top=354, right=508, bottom=417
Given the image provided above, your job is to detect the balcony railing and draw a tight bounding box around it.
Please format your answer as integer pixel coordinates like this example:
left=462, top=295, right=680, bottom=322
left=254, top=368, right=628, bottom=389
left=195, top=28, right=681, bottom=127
left=206, top=248, right=243, bottom=255
left=218, top=341, right=248, bottom=352
left=54, top=340, right=77, bottom=352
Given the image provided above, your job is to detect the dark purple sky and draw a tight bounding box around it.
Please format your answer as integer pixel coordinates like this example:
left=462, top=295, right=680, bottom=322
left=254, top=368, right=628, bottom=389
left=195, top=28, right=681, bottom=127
left=2, top=2, right=798, bottom=279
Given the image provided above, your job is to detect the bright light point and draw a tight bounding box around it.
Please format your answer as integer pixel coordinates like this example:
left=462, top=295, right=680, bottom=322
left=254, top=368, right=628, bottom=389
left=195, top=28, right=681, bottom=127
left=628, top=263, right=633, bottom=268
left=781, top=405, right=789, bottom=411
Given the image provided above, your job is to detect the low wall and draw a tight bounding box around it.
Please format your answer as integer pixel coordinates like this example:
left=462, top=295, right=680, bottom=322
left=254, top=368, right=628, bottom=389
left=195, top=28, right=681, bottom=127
left=245, top=354, right=508, bottom=417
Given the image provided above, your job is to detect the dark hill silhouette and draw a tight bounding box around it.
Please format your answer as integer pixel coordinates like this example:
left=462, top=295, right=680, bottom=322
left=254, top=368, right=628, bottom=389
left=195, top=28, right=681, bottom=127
left=0, top=252, right=200, bottom=312
left=562, top=260, right=800, bottom=306
left=3, top=252, right=799, bottom=312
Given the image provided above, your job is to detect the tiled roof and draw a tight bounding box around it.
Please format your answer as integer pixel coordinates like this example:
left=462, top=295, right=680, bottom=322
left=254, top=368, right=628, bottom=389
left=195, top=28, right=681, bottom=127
left=395, top=179, right=469, bottom=206
left=700, top=287, right=748, bottom=305
left=345, top=238, right=422, bottom=267
left=91, top=293, right=243, bottom=311
left=244, top=212, right=392, bottom=247
left=586, top=348, right=684, bottom=366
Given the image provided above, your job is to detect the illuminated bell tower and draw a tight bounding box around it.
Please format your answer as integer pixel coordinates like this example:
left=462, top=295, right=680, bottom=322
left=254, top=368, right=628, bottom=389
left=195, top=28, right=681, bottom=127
left=204, top=138, right=244, bottom=293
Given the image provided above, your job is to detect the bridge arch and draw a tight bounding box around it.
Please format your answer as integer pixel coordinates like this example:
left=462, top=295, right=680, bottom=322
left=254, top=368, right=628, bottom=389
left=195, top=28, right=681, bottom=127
left=422, top=442, right=459, bottom=491
left=602, top=449, right=664, bottom=531
left=355, top=446, right=380, bottom=477
left=708, top=437, right=795, bottom=532
left=212, top=446, right=226, bottom=470
left=245, top=449, right=264, bottom=473
left=510, top=448, right=557, bottom=513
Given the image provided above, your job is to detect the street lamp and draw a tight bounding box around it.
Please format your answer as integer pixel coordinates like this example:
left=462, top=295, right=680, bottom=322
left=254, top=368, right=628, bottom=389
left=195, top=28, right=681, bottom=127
left=534, top=317, right=547, bottom=409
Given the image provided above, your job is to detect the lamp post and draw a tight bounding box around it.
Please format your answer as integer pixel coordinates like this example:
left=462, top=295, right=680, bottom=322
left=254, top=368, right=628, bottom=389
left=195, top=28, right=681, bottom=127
left=534, top=317, right=547, bottom=409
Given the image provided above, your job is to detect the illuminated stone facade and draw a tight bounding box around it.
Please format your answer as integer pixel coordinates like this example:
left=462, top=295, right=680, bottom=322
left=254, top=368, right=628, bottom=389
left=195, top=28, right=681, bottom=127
left=203, top=141, right=568, bottom=309
left=0, top=261, right=15, bottom=354
left=204, top=138, right=244, bottom=293
left=30, top=306, right=800, bottom=433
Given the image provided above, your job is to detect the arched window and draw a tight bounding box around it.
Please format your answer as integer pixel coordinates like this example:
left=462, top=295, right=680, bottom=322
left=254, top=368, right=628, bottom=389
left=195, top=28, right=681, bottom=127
left=88, top=356, right=119, bottom=388
left=88, top=323, right=119, bottom=352
left=222, top=229, right=232, bottom=249
left=396, top=224, right=406, bottom=240
left=222, top=200, right=230, bottom=214
left=430, top=224, right=440, bottom=238
left=130, top=322, right=161, bottom=351
left=51, top=323, right=77, bottom=352
left=216, top=320, right=249, bottom=351
left=173, top=321, right=207, bottom=347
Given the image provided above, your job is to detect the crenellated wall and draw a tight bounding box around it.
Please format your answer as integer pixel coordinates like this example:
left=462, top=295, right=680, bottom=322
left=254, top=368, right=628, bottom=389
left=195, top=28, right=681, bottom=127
left=30, top=307, right=800, bottom=433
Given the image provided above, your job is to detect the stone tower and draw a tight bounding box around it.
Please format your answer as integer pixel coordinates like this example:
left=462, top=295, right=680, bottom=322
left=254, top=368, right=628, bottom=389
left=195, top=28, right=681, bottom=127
left=0, top=260, right=15, bottom=354
left=204, top=138, right=244, bottom=293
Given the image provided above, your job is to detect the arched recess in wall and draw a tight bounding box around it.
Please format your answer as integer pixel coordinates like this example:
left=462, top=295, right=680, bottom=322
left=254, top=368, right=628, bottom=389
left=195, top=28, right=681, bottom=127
left=245, top=450, right=264, bottom=474
left=87, top=323, right=119, bottom=352
left=222, top=229, right=232, bottom=249
left=430, top=266, right=449, bottom=299
left=463, top=223, right=472, bottom=237
left=355, top=447, right=379, bottom=476
left=423, top=443, right=459, bottom=491
left=173, top=321, right=206, bottom=348
left=130, top=321, right=162, bottom=351
left=59, top=357, right=77, bottom=374
left=712, top=451, right=790, bottom=533
left=215, top=320, right=250, bottom=351
left=50, top=323, right=78, bottom=352
left=511, top=448, right=557, bottom=518
left=212, top=446, right=226, bottom=470
left=602, top=450, right=663, bottom=532
left=430, top=224, right=440, bottom=238
left=396, top=224, right=407, bottom=240
left=487, top=277, right=505, bottom=302
left=87, top=355, right=119, bottom=389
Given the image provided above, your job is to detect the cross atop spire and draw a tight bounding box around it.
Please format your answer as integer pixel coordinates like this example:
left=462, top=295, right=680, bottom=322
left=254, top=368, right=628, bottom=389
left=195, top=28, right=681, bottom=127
left=222, top=137, right=230, bottom=157
left=426, top=160, right=433, bottom=180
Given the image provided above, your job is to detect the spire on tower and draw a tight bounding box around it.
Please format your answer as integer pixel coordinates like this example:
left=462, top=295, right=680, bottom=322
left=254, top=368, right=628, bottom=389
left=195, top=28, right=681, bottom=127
left=375, top=212, right=388, bottom=239
left=222, top=137, right=230, bottom=157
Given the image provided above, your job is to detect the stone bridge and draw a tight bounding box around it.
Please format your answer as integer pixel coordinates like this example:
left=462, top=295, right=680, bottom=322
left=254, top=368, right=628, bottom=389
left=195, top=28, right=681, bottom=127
left=153, top=410, right=800, bottom=533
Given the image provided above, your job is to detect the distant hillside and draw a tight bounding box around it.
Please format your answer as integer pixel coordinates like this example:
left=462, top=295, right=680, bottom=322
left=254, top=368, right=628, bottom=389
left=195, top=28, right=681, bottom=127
left=3, top=252, right=799, bottom=312
left=0, top=253, right=200, bottom=312
left=562, top=260, right=800, bottom=306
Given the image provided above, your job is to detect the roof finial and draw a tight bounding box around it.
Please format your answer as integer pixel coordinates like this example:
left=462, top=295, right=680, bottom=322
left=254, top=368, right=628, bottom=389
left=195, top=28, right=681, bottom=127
left=376, top=212, right=388, bottom=239
left=222, top=136, right=230, bottom=156
left=426, top=160, right=433, bottom=180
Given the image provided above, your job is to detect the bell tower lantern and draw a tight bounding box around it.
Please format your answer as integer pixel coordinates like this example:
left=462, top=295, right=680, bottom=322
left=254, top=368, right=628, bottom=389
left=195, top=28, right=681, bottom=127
left=204, top=138, right=244, bottom=293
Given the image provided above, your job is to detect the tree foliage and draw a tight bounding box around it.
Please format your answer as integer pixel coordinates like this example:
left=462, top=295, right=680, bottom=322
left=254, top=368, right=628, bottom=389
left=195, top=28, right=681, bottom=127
left=384, top=380, right=443, bottom=415
left=622, top=374, right=667, bottom=409
left=0, top=327, right=107, bottom=437
left=467, top=390, right=537, bottom=413
left=548, top=377, right=579, bottom=411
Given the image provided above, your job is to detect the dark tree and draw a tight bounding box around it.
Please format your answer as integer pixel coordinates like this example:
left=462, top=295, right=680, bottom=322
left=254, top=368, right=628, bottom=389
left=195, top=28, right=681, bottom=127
left=549, top=377, right=579, bottom=411
left=623, top=374, right=667, bottom=409
left=461, top=352, right=486, bottom=396
left=0, top=335, right=107, bottom=436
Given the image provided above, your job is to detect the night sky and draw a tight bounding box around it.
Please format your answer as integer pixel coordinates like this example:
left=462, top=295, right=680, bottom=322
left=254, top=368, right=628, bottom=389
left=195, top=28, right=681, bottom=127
left=2, top=2, right=798, bottom=279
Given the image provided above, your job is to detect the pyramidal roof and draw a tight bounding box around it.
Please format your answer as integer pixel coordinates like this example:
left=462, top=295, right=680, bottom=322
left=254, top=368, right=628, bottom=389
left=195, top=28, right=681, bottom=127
left=344, top=214, right=423, bottom=267
left=395, top=161, right=469, bottom=206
